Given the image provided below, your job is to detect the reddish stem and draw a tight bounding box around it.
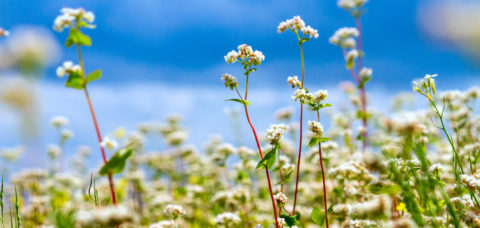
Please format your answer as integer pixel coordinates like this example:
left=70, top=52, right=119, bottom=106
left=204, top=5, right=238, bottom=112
left=84, top=88, right=117, bottom=205
left=318, top=143, right=329, bottom=227
left=291, top=103, right=303, bottom=214
left=242, top=104, right=279, bottom=228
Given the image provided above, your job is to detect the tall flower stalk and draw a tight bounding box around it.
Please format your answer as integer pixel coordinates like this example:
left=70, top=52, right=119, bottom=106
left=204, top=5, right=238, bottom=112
left=222, top=44, right=280, bottom=227
left=332, top=0, right=371, bottom=151
left=278, top=15, right=319, bottom=214
left=53, top=8, right=117, bottom=205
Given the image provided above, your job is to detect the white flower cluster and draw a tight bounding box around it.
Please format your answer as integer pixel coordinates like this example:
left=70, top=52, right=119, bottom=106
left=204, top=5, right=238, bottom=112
left=413, top=74, right=438, bottom=101
left=149, top=220, right=175, bottom=228
left=277, top=16, right=319, bottom=39
left=460, top=173, right=480, bottom=190
left=329, top=27, right=359, bottom=48
left=100, top=136, right=118, bottom=151
left=328, top=160, right=373, bottom=181
left=312, top=89, right=328, bottom=103
left=50, top=116, right=69, bottom=128
left=338, top=0, right=368, bottom=11
left=214, top=212, right=241, bottom=225
left=164, top=204, right=186, bottom=219
left=221, top=73, right=238, bottom=90
left=308, top=121, right=324, bottom=136
left=56, top=61, right=81, bottom=78
left=224, top=44, right=265, bottom=65
left=76, top=205, right=137, bottom=226
left=274, top=192, right=288, bottom=205
left=165, top=131, right=188, bottom=146
left=287, top=76, right=302, bottom=88
left=266, top=124, right=288, bottom=144
left=275, top=107, right=294, bottom=121
left=450, top=196, right=475, bottom=209
left=292, top=88, right=313, bottom=104
left=0, top=28, right=9, bottom=37
left=53, top=7, right=95, bottom=32
left=359, top=67, right=372, bottom=79
left=277, top=218, right=286, bottom=227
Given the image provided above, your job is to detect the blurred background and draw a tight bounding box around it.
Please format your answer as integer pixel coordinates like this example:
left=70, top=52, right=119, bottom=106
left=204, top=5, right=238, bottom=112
left=0, top=0, right=479, bottom=168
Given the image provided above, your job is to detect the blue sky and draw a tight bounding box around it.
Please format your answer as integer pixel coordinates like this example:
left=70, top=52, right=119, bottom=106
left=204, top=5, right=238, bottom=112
left=0, top=0, right=479, bottom=168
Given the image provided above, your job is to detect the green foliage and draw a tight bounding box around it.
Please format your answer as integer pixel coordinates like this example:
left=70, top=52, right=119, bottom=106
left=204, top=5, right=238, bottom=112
left=280, top=212, right=300, bottom=226
left=256, top=143, right=279, bottom=170
left=309, top=136, right=329, bottom=147
left=99, top=147, right=134, bottom=176
left=86, top=70, right=102, bottom=84
left=65, top=71, right=84, bottom=89
left=311, top=207, right=325, bottom=225
left=226, top=98, right=251, bottom=106
left=65, top=28, right=92, bottom=47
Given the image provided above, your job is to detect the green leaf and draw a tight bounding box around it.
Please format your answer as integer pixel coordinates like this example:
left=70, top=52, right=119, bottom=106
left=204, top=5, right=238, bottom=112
left=256, top=144, right=279, bottom=170
left=280, top=213, right=299, bottom=226
left=346, top=57, right=355, bottom=69
left=368, top=183, right=401, bottom=194
left=309, top=137, right=329, bottom=147
left=86, top=70, right=101, bottom=84
left=311, top=207, right=325, bottom=225
left=65, top=72, right=84, bottom=89
left=99, top=148, right=134, bottom=176
left=65, top=28, right=92, bottom=47
left=311, top=103, right=332, bottom=111
left=226, top=98, right=251, bottom=106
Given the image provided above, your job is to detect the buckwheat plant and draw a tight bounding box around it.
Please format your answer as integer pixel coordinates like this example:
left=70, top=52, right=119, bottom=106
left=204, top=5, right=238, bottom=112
left=221, top=44, right=281, bottom=227
left=331, top=0, right=372, bottom=151
left=413, top=74, right=480, bottom=210
left=277, top=15, right=319, bottom=217
left=290, top=81, right=332, bottom=227
left=53, top=7, right=118, bottom=205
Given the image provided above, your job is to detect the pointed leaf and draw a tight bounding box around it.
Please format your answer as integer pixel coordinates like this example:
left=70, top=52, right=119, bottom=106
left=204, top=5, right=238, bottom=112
left=309, top=137, right=329, bottom=147
left=226, top=98, right=251, bottom=106
left=256, top=144, right=279, bottom=170
left=65, top=72, right=84, bottom=89
left=86, top=70, right=101, bottom=84
left=99, top=148, right=134, bottom=176
left=311, top=207, right=325, bottom=225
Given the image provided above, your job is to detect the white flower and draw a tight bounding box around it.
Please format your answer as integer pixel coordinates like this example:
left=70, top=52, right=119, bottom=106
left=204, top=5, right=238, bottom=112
left=274, top=192, right=288, bottom=205
left=312, top=90, right=328, bottom=103
left=338, top=0, right=368, bottom=11
left=329, top=27, right=359, bottom=48
left=164, top=204, right=186, bottom=219
left=292, top=88, right=313, bottom=104
left=302, top=25, right=319, bottom=39
left=214, top=212, right=241, bottom=225
left=359, top=67, right=373, bottom=79
left=277, top=218, right=286, bottom=227
left=266, top=124, right=288, bottom=144
left=100, top=137, right=118, bottom=151
left=149, top=220, right=175, bottom=228
left=50, top=116, right=69, bottom=128
left=224, top=50, right=238, bottom=63
left=61, top=129, right=74, bottom=140
left=277, top=16, right=306, bottom=33
left=56, top=61, right=81, bottom=78
left=221, top=73, right=239, bottom=90
left=250, top=50, right=265, bottom=65
left=345, top=49, right=359, bottom=61
left=287, top=76, right=302, bottom=88
left=308, top=121, right=324, bottom=136
left=54, top=7, right=95, bottom=32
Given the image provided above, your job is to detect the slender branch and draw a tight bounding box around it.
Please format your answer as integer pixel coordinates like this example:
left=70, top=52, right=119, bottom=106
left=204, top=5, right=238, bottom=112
left=316, top=111, right=329, bottom=228
left=77, top=44, right=117, bottom=205
left=292, top=43, right=304, bottom=215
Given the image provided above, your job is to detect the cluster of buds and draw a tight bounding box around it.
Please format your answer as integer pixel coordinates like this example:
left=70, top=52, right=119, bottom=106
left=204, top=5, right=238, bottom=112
left=221, top=73, right=238, bottom=90
left=413, top=74, right=437, bottom=102
left=308, top=121, right=324, bottom=136
left=287, top=76, right=302, bottom=88
left=56, top=61, right=81, bottom=78
left=277, top=16, right=319, bottom=39
left=53, top=7, right=95, bottom=32
left=164, top=204, right=186, bottom=219
left=329, top=27, right=359, bottom=49
left=292, top=88, right=329, bottom=106
left=224, top=44, right=265, bottom=66
left=338, top=0, right=368, bottom=17
left=274, top=192, right=288, bottom=206
left=266, top=124, right=288, bottom=145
